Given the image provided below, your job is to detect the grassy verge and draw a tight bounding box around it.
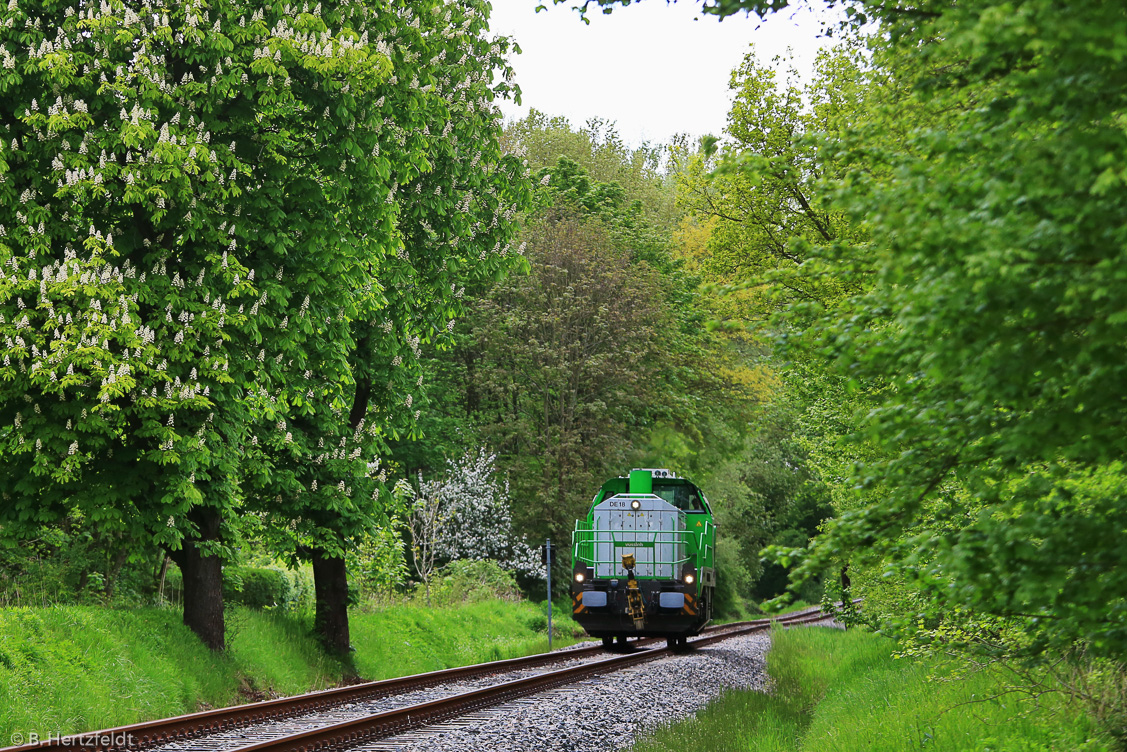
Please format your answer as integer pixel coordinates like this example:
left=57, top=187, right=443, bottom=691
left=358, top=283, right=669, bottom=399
left=632, top=626, right=1110, bottom=752
left=1, top=606, right=250, bottom=740
left=0, top=600, right=582, bottom=741
left=350, top=599, right=581, bottom=679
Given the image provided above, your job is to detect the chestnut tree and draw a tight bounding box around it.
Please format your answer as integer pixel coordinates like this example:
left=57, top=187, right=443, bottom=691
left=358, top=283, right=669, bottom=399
left=0, top=0, right=528, bottom=650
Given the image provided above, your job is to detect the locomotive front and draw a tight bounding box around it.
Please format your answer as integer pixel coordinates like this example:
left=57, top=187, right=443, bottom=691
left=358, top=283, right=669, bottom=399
left=570, top=468, right=716, bottom=648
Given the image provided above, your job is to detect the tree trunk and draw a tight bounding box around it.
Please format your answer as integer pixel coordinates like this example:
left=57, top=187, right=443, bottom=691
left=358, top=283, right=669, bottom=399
left=168, top=506, right=225, bottom=651
left=103, top=545, right=128, bottom=599
left=312, top=548, right=351, bottom=657
left=307, top=376, right=372, bottom=657
left=157, top=555, right=170, bottom=602
left=463, top=347, right=479, bottom=417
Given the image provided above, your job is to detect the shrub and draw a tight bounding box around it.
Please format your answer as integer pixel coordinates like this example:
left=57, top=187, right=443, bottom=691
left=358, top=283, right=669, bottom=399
left=224, top=568, right=286, bottom=609
left=165, top=565, right=313, bottom=612
left=524, top=613, right=549, bottom=633
left=0, top=521, right=166, bottom=607
left=429, top=559, right=522, bottom=606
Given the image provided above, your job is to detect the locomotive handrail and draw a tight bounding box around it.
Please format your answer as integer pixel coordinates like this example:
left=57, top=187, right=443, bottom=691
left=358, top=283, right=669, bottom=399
left=573, top=522, right=713, bottom=578
left=573, top=487, right=717, bottom=578
left=572, top=521, right=714, bottom=555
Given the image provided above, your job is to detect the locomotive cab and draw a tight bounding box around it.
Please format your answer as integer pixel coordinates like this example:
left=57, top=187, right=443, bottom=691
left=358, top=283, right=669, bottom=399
left=570, top=469, right=717, bottom=647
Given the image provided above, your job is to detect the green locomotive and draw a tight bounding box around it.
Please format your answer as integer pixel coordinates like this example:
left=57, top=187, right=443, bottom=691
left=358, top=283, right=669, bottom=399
left=570, top=468, right=716, bottom=649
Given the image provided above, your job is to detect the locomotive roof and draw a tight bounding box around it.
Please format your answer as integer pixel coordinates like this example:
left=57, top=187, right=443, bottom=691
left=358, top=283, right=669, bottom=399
left=593, top=470, right=712, bottom=514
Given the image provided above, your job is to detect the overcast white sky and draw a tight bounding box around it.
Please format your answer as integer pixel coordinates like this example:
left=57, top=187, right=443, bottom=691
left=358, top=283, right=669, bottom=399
left=487, top=0, right=836, bottom=147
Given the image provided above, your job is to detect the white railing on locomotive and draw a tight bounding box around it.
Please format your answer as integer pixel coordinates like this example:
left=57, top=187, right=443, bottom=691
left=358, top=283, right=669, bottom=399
left=580, top=532, right=690, bottom=579
left=572, top=517, right=716, bottom=577
left=572, top=525, right=692, bottom=579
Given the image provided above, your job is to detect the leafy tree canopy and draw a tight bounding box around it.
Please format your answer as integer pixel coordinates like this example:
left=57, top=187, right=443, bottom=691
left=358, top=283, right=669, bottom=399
left=0, top=0, right=530, bottom=647
left=678, top=44, right=872, bottom=324
left=627, top=0, right=1127, bottom=659
left=699, top=0, right=1127, bottom=659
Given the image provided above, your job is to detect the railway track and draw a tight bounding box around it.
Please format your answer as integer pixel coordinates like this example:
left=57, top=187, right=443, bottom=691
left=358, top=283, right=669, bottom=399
left=2, top=604, right=845, bottom=752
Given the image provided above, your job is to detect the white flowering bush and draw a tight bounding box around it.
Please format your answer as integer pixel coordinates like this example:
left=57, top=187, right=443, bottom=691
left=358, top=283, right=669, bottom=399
left=418, top=447, right=545, bottom=581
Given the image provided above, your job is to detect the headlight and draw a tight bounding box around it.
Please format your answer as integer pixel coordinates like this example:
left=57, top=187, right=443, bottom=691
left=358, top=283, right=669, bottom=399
left=631, top=499, right=641, bottom=510
left=684, top=573, right=695, bottom=584
left=574, top=572, right=585, bottom=583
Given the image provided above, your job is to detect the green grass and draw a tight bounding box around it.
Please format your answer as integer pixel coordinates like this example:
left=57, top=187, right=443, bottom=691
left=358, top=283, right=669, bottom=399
left=633, top=627, right=1111, bottom=752
left=350, top=599, right=582, bottom=679
left=0, top=606, right=244, bottom=739
left=225, top=607, right=341, bottom=697
left=0, top=599, right=582, bottom=741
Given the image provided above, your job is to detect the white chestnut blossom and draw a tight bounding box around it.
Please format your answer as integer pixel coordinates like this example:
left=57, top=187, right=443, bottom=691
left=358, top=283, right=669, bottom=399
left=416, top=447, right=544, bottom=580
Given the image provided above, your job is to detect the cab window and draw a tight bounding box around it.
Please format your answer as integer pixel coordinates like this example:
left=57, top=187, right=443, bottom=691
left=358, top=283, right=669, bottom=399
left=653, top=483, right=705, bottom=511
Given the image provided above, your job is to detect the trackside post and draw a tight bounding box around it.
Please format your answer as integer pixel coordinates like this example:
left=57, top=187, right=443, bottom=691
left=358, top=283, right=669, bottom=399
left=543, top=539, right=553, bottom=650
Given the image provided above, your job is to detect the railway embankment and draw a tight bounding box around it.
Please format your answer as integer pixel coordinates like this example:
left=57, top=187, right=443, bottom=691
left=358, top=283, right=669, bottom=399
left=631, top=626, right=1111, bottom=752
left=0, top=600, right=580, bottom=742
left=9, top=606, right=1107, bottom=752
left=0, top=609, right=818, bottom=752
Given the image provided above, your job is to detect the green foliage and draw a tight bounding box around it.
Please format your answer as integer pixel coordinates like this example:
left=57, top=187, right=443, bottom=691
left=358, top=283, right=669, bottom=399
left=472, top=210, right=670, bottom=539
left=708, top=406, right=832, bottom=601
left=0, top=0, right=531, bottom=648
left=0, top=520, right=168, bottom=606
left=523, top=611, right=548, bottom=634
left=631, top=627, right=1111, bottom=752
left=678, top=45, right=871, bottom=322
left=0, top=0, right=407, bottom=554
left=354, top=524, right=409, bottom=602
left=624, top=0, right=1127, bottom=665
left=241, top=0, right=534, bottom=565
left=164, top=564, right=313, bottom=612
left=710, top=546, right=753, bottom=619
left=396, top=118, right=765, bottom=556
left=657, top=47, right=870, bottom=611
left=226, top=566, right=313, bottom=612
left=756, top=0, right=1127, bottom=660
left=428, top=559, right=522, bottom=606
left=505, top=110, right=675, bottom=230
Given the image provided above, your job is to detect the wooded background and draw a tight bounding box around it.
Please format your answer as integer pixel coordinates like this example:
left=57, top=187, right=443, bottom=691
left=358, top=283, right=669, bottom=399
left=2, top=3, right=1125, bottom=727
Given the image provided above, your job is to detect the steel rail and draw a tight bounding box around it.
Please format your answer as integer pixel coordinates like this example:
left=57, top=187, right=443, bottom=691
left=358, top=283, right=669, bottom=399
left=225, top=646, right=671, bottom=752
left=0, top=648, right=614, bottom=752
left=217, top=604, right=840, bottom=752
left=0, top=603, right=845, bottom=752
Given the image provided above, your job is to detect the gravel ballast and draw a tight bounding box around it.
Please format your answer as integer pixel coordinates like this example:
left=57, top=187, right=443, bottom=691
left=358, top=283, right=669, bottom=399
left=364, top=631, right=772, bottom=752
left=151, top=653, right=605, bottom=752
